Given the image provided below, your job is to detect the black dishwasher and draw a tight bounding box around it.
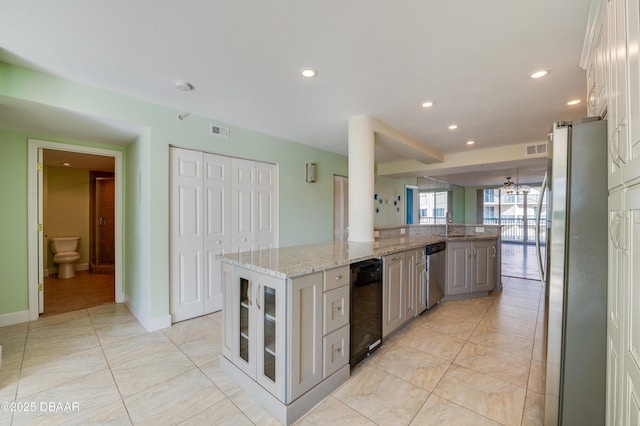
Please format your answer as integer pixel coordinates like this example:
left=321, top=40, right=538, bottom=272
left=350, top=259, right=383, bottom=367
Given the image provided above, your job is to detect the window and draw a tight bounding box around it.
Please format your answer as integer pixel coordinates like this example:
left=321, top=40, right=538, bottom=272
left=419, top=191, right=448, bottom=224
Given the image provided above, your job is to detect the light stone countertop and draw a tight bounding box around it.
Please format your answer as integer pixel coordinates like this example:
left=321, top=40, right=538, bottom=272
left=218, top=234, right=497, bottom=279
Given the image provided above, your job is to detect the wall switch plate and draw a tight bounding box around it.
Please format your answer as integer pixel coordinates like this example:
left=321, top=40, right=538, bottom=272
left=475, top=226, right=484, bottom=233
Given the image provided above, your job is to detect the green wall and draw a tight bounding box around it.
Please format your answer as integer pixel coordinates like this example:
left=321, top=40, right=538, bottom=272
left=0, top=130, right=29, bottom=314
left=0, top=62, right=348, bottom=322
left=373, top=175, right=416, bottom=226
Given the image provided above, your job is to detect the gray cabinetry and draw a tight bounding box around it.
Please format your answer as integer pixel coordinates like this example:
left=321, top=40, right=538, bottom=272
left=445, top=239, right=497, bottom=298
left=382, top=251, right=405, bottom=337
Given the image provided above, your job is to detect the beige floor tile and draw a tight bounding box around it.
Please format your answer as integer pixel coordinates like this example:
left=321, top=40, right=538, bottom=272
left=434, top=364, right=526, bottom=425
left=469, top=329, right=534, bottom=358
left=410, top=394, right=501, bottom=426
left=227, top=388, right=281, bottom=425
left=163, top=316, right=219, bottom=346
left=370, top=344, right=450, bottom=391
left=295, top=396, right=376, bottom=425
left=418, top=312, right=484, bottom=340
left=476, top=312, right=537, bottom=339
left=17, top=346, right=109, bottom=399
left=522, top=390, right=544, bottom=426
left=94, top=318, right=148, bottom=346
left=24, top=329, right=100, bottom=354
left=101, top=330, right=174, bottom=366
left=491, top=303, right=539, bottom=323
left=528, top=360, right=545, bottom=393
left=12, top=369, right=122, bottom=425
left=400, top=325, right=466, bottom=361
left=454, top=341, right=531, bottom=388
left=87, top=303, right=136, bottom=326
left=110, top=345, right=196, bottom=397
left=493, top=294, right=541, bottom=311
left=0, top=323, right=28, bottom=355
left=124, top=368, right=225, bottom=425
left=178, top=397, right=252, bottom=425
left=199, top=357, right=243, bottom=396
left=29, top=309, right=91, bottom=329
left=0, top=349, right=22, bottom=402
left=61, top=399, right=132, bottom=425
left=333, top=364, right=430, bottom=426
left=177, top=323, right=223, bottom=367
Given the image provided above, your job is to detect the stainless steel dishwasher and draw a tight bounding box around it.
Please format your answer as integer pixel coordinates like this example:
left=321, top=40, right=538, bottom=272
left=426, top=242, right=446, bottom=309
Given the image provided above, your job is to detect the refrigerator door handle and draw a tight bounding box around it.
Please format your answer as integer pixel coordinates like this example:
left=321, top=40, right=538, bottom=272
left=535, top=171, right=548, bottom=283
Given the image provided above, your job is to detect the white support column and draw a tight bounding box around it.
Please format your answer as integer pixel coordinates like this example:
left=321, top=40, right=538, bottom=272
left=348, top=116, right=375, bottom=242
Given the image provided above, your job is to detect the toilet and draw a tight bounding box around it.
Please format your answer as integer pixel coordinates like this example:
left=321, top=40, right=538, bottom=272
left=50, top=237, right=81, bottom=279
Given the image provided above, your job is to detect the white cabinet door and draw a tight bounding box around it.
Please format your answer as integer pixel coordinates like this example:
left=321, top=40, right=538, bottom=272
left=255, top=272, right=286, bottom=401
left=607, top=190, right=625, bottom=425
left=203, top=153, right=231, bottom=314
left=471, top=240, right=494, bottom=292
left=382, top=252, right=405, bottom=337
left=255, top=162, right=277, bottom=250
left=404, top=249, right=417, bottom=320
left=232, top=158, right=256, bottom=253
left=623, top=0, right=640, bottom=186
left=415, top=250, right=427, bottom=315
left=170, top=148, right=204, bottom=322
left=624, top=185, right=640, bottom=425
left=446, top=242, right=471, bottom=296
left=289, top=272, right=323, bottom=402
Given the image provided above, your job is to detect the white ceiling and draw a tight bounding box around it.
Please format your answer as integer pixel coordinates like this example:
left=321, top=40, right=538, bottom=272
left=0, top=0, right=593, bottom=186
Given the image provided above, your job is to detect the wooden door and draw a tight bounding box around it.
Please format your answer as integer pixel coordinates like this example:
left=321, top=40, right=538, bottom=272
left=91, top=173, right=115, bottom=265
left=170, top=148, right=204, bottom=322
left=203, top=153, right=231, bottom=314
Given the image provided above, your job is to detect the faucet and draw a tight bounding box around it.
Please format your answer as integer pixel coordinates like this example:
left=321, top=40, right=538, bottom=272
left=445, top=211, right=453, bottom=236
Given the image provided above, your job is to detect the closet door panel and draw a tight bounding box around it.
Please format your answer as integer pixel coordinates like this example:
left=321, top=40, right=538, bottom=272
left=255, top=162, right=277, bottom=250
left=170, top=148, right=205, bottom=322
left=232, top=158, right=255, bottom=253
left=204, top=153, right=231, bottom=313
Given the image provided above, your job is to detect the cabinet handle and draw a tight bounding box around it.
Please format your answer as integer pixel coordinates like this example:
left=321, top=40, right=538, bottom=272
left=392, top=256, right=401, bottom=261
left=248, top=282, right=252, bottom=306
left=333, top=305, right=342, bottom=312
left=256, top=283, right=261, bottom=310
left=335, top=275, right=342, bottom=280
left=492, top=246, right=496, bottom=257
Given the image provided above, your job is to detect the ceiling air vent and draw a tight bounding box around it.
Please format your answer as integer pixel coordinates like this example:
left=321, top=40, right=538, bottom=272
left=209, top=123, right=230, bottom=139
left=525, top=143, right=548, bottom=156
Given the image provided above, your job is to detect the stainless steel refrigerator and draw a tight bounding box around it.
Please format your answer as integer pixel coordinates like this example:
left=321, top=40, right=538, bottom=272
left=542, top=117, right=608, bottom=425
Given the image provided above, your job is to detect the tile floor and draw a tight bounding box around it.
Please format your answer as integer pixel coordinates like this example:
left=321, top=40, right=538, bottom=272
left=0, top=275, right=545, bottom=425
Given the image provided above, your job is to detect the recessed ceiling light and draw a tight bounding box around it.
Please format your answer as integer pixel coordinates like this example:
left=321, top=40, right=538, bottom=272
left=448, top=124, right=458, bottom=130
left=60, top=162, right=72, bottom=167
left=466, top=140, right=475, bottom=145
left=300, top=67, right=318, bottom=78
left=174, top=80, right=194, bottom=91
left=421, top=101, right=434, bottom=108
left=566, top=99, right=581, bottom=105
left=530, top=70, right=548, bottom=79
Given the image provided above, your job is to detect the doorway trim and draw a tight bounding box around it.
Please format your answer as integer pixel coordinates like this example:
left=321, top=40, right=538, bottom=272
left=27, top=139, right=124, bottom=320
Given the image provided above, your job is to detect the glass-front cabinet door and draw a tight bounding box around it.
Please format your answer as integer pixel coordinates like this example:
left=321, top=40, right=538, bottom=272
left=232, top=266, right=256, bottom=378
left=255, top=272, right=285, bottom=401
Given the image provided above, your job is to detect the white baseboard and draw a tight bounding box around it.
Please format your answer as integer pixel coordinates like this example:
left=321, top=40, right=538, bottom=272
left=0, top=310, right=30, bottom=327
left=125, top=297, right=171, bottom=332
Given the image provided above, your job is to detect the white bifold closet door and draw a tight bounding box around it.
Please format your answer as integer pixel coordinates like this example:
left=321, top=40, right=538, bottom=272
left=170, top=147, right=277, bottom=323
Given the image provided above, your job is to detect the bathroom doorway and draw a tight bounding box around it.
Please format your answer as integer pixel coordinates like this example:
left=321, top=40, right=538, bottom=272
left=28, top=139, right=124, bottom=320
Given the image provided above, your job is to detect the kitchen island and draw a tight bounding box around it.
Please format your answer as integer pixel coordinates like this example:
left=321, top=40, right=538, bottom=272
left=217, top=224, right=501, bottom=425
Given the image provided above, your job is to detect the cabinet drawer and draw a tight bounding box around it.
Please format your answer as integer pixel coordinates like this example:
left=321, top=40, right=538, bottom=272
left=323, top=325, right=349, bottom=379
left=324, top=265, right=349, bottom=292
left=323, top=286, right=350, bottom=335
